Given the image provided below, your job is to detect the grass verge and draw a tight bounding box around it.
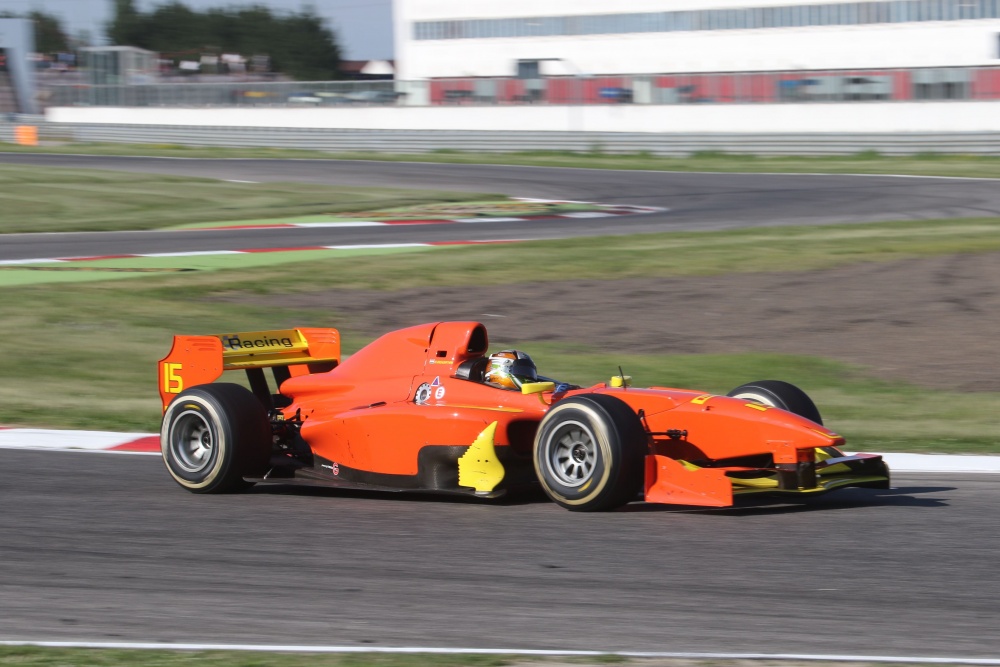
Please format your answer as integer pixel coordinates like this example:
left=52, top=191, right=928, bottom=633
left=5, top=143, right=1000, bottom=178
left=0, top=647, right=529, bottom=667
left=0, top=646, right=954, bottom=667
left=1, top=219, right=998, bottom=452
left=0, top=164, right=494, bottom=233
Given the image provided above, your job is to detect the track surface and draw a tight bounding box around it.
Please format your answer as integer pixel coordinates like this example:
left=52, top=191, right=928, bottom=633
left=4, top=154, right=1000, bottom=655
left=3, top=154, right=1000, bottom=261
left=1, top=449, right=997, bottom=655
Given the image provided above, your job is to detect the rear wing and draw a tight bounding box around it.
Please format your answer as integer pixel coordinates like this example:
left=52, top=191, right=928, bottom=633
left=158, top=328, right=340, bottom=410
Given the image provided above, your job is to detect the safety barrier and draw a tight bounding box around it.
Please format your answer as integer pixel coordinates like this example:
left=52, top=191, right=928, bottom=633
left=5, top=121, right=1000, bottom=156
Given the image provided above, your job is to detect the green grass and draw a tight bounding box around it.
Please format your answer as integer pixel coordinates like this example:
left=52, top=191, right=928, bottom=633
left=1, top=220, right=999, bottom=452
left=0, top=647, right=948, bottom=667
left=5, top=143, right=1000, bottom=178
left=138, top=216, right=1000, bottom=295
left=1, top=158, right=998, bottom=452
left=0, top=647, right=523, bottom=667
left=0, top=164, right=494, bottom=233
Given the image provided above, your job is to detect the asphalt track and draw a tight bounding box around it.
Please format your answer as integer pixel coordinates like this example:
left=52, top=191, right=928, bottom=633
left=4, top=154, right=1000, bottom=656
left=3, top=153, right=1000, bottom=261
left=1, top=448, right=998, bottom=656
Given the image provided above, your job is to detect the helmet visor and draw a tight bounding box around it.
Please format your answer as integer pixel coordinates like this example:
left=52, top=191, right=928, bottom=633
left=506, top=359, right=537, bottom=388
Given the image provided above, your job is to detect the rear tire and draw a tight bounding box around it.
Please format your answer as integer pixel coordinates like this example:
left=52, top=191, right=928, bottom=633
left=161, top=383, right=271, bottom=493
left=726, top=380, right=823, bottom=424
left=533, top=394, right=646, bottom=512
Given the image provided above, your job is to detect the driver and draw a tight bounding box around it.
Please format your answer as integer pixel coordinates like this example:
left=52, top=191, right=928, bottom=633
left=483, top=349, right=538, bottom=390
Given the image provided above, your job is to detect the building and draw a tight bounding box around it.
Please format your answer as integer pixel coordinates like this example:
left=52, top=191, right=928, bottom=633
left=393, top=0, right=1000, bottom=103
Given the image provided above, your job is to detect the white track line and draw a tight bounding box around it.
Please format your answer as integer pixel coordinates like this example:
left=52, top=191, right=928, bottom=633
left=0, top=429, right=149, bottom=450
left=0, top=642, right=999, bottom=663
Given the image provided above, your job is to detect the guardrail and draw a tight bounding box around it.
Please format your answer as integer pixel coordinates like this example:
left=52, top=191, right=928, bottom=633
left=9, top=122, right=1000, bottom=155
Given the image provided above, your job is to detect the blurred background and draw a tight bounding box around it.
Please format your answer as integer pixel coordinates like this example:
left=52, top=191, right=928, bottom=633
left=1, top=0, right=998, bottom=123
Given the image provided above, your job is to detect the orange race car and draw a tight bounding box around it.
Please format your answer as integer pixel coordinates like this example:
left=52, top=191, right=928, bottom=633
left=157, top=321, right=889, bottom=511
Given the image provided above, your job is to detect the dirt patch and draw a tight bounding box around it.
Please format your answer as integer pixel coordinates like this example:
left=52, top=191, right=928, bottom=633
left=245, top=252, right=1000, bottom=392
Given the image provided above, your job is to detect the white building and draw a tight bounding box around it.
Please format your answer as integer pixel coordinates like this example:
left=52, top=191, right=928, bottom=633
left=40, top=0, right=1000, bottom=138
left=394, top=0, right=1000, bottom=80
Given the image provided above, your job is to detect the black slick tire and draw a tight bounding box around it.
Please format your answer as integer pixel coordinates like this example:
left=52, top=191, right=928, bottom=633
left=533, top=394, right=646, bottom=512
left=726, top=379, right=823, bottom=424
left=160, top=383, right=271, bottom=493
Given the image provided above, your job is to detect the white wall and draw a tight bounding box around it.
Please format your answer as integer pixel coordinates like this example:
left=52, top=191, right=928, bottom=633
left=46, top=101, right=1000, bottom=133
left=392, top=0, right=1000, bottom=79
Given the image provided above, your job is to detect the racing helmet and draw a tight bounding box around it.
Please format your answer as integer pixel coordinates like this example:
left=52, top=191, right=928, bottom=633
left=483, top=349, right=538, bottom=390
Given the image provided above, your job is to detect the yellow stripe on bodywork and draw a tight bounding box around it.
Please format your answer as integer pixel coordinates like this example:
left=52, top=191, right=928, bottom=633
left=445, top=404, right=524, bottom=413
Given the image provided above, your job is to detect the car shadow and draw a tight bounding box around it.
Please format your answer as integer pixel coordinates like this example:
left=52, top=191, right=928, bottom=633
left=621, top=485, right=954, bottom=514
left=249, top=482, right=538, bottom=506
left=249, top=482, right=952, bottom=513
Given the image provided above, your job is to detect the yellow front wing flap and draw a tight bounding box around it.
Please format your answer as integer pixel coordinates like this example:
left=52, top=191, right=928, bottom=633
left=733, top=475, right=890, bottom=496
left=678, top=449, right=887, bottom=497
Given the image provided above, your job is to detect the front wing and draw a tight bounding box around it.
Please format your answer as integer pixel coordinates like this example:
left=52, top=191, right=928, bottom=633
left=645, top=451, right=890, bottom=507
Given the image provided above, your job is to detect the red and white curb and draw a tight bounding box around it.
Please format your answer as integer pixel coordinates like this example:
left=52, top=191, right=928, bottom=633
left=192, top=199, right=666, bottom=230
left=0, top=429, right=161, bottom=454
left=0, top=240, right=514, bottom=267
left=0, top=427, right=998, bottom=472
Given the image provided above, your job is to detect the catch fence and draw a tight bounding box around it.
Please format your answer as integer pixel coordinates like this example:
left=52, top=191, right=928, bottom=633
left=40, top=65, right=1000, bottom=109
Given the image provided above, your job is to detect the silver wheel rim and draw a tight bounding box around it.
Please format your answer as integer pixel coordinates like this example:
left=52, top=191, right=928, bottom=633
left=545, top=420, right=597, bottom=487
left=169, top=409, right=215, bottom=474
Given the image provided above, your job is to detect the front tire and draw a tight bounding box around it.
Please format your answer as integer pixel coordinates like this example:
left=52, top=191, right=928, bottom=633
left=726, top=379, right=823, bottom=424
left=533, top=394, right=646, bottom=512
left=161, top=383, right=271, bottom=493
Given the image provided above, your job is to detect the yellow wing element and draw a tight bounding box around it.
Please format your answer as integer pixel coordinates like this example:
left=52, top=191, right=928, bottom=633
left=458, top=421, right=505, bottom=494
left=214, top=328, right=340, bottom=370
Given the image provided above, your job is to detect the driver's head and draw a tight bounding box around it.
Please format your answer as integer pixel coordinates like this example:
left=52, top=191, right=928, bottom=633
left=484, top=349, right=537, bottom=390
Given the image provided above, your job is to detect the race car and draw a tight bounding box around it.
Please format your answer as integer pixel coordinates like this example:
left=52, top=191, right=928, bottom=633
left=157, top=321, right=889, bottom=511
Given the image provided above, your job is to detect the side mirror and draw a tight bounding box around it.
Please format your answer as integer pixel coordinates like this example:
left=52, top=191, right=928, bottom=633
left=521, top=381, right=555, bottom=395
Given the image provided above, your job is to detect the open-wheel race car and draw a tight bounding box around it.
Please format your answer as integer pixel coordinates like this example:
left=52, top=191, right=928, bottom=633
left=157, top=321, right=889, bottom=511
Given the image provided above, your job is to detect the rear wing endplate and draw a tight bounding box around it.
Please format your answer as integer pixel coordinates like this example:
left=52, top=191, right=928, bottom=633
left=158, top=328, right=340, bottom=409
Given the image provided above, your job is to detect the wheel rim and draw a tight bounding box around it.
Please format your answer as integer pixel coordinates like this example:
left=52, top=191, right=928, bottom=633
left=545, top=420, right=598, bottom=487
left=730, top=391, right=778, bottom=408
left=169, top=409, right=215, bottom=474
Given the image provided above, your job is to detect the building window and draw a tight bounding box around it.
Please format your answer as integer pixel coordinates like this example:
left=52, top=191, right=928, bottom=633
left=516, top=60, right=540, bottom=79
left=413, top=0, right=1000, bottom=43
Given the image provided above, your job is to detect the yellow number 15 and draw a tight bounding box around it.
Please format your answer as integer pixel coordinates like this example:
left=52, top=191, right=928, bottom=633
left=163, top=362, right=183, bottom=394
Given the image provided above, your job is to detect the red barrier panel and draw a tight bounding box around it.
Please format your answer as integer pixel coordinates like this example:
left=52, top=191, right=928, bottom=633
left=428, top=66, right=1000, bottom=106
left=973, top=68, right=1000, bottom=99
left=546, top=77, right=576, bottom=104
